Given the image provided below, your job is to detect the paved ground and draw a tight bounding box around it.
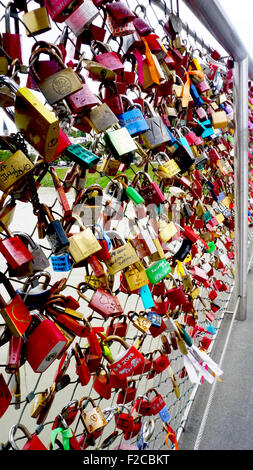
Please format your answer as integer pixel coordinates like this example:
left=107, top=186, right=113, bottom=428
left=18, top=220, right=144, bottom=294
left=180, top=268, right=253, bottom=450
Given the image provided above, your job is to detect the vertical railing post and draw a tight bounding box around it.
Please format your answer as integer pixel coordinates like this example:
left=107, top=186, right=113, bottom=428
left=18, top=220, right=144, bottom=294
left=233, top=57, right=249, bottom=320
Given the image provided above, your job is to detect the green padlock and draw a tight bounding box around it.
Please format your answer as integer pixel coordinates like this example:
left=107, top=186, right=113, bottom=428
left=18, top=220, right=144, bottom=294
left=113, top=174, right=144, bottom=205
left=207, top=241, right=216, bottom=253
left=203, top=211, right=212, bottom=223
left=145, top=259, right=171, bottom=284
left=104, top=127, right=137, bottom=161
left=65, top=144, right=100, bottom=169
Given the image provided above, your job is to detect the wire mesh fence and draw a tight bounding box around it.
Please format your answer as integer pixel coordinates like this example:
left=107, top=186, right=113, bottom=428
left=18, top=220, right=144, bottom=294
left=0, top=0, right=247, bottom=452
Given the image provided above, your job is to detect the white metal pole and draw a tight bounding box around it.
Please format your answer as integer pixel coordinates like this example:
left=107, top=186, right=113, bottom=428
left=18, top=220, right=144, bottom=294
left=234, top=57, right=249, bottom=320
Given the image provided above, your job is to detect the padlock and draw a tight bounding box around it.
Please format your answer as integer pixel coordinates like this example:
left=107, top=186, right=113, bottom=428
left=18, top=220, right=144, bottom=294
left=134, top=395, right=153, bottom=416
left=91, top=40, right=124, bottom=75
left=141, top=100, right=172, bottom=149
left=106, top=315, right=128, bottom=337
left=65, top=0, right=99, bottom=36
left=0, top=139, right=34, bottom=192
left=93, top=365, right=112, bottom=399
left=50, top=253, right=72, bottom=272
left=147, top=312, right=167, bottom=338
left=164, top=275, right=187, bottom=308
left=103, top=335, right=145, bottom=379
left=117, top=380, right=137, bottom=404
left=65, top=144, right=100, bottom=169
left=113, top=173, right=145, bottom=205
left=115, top=405, right=134, bottom=432
left=117, top=95, right=149, bottom=137
left=155, top=152, right=181, bottom=179
left=22, top=1, right=51, bottom=37
left=66, top=68, right=100, bottom=114
left=31, top=389, right=49, bottom=419
left=104, top=230, right=140, bottom=275
left=0, top=374, right=12, bottom=418
left=2, top=3, right=22, bottom=63
left=29, top=47, right=82, bottom=105
left=98, top=80, right=124, bottom=116
left=9, top=424, right=47, bottom=450
left=26, top=41, right=63, bottom=91
left=0, top=273, right=31, bottom=337
left=152, top=349, right=170, bottom=374
left=5, top=335, right=23, bottom=374
left=123, top=263, right=149, bottom=291
left=104, top=125, right=138, bottom=162
left=85, top=102, right=119, bottom=133
left=24, top=312, right=68, bottom=373
left=78, top=281, right=123, bottom=318
left=145, top=259, right=172, bottom=284
left=11, top=231, right=50, bottom=274
left=124, top=415, right=142, bottom=440
left=79, top=396, right=107, bottom=433
left=146, top=388, right=167, bottom=416
left=167, top=135, right=195, bottom=174
left=14, top=86, right=59, bottom=162
left=73, top=343, right=91, bottom=386
left=72, top=185, right=104, bottom=227
left=128, top=311, right=152, bottom=334
left=44, top=0, right=83, bottom=22
left=64, top=216, right=101, bottom=265
left=132, top=171, right=166, bottom=207
left=39, top=204, right=70, bottom=254
left=0, top=224, right=34, bottom=276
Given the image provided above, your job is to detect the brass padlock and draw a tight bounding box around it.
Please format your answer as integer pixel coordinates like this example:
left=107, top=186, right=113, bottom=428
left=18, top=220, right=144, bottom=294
left=22, top=1, right=51, bottom=37
left=14, top=86, right=59, bottom=162
left=29, top=47, right=82, bottom=105
left=0, top=135, right=34, bottom=192
left=124, top=263, right=149, bottom=291
left=105, top=231, right=140, bottom=275
left=128, top=311, right=152, bottom=334
left=79, top=396, right=107, bottom=433
left=64, top=215, right=101, bottom=265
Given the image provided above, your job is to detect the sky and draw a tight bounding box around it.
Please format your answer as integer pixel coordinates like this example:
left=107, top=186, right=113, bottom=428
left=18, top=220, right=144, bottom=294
left=0, top=0, right=253, bottom=133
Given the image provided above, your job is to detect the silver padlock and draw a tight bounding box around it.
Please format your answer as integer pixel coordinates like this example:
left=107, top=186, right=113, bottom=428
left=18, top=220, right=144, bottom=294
left=12, top=232, right=50, bottom=273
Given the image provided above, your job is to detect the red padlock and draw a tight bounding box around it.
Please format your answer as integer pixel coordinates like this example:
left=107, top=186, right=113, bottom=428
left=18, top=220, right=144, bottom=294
left=132, top=395, right=152, bottom=417
left=0, top=273, right=31, bottom=337
left=124, top=416, right=142, bottom=440
left=146, top=388, right=166, bottom=415
left=133, top=352, right=153, bottom=375
left=44, top=0, right=83, bottom=22
left=117, top=380, right=137, bottom=405
left=0, top=374, right=12, bottom=418
left=0, top=226, right=34, bottom=274
left=106, top=315, right=128, bottom=337
left=5, top=335, right=23, bottom=374
left=104, top=336, right=145, bottom=380
left=84, top=328, right=103, bottom=373
left=93, top=365, right=111, bottom=399
left=115, top=406, right=134, bottom=432
left=25, top=312, right=68, bottom=373
left=52, top=400, right=79, bottom=429
left=109, top=370, right=128, bottom=390
left=9, top=424, right=47, bottom=450
left=152, top=349, right=170, bottom=374
left=74, top=343, right=91, bottom=386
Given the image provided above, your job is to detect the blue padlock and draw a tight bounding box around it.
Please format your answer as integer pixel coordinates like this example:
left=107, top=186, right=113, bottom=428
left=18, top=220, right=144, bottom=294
left=117, top=96, right=149, bottom=137
left=50, top=253, right=72, bottom=272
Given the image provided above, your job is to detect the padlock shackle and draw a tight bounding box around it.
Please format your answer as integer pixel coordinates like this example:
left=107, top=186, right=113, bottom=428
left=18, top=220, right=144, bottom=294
left=22, top=270, right=51, bottom=293
left=103, top=335, right=129, bottom=350
left=9, top=424, right=33, bottom=450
